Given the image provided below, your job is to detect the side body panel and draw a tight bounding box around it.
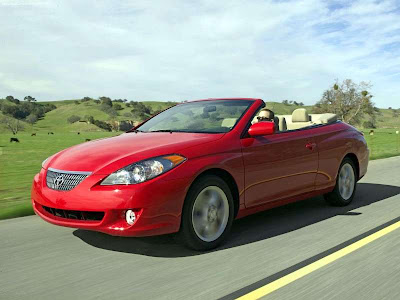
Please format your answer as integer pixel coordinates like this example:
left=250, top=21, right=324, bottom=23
left=313, top=122, right=369, bottom=191
left=237, top=121, right=369, bottom=217
left=241, top=127, right=318, bottom=208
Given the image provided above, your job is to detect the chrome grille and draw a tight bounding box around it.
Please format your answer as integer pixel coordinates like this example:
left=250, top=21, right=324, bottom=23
left=46, top=168, right=91, bottom=191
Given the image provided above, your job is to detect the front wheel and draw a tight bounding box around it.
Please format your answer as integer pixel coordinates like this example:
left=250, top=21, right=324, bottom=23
left=179, top=175, right=234, bottom=251
left=324, top=158, right=357, bottom=206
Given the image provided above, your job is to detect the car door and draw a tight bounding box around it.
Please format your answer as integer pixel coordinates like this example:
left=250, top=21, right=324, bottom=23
left=241, top=128, right=318, bottom=208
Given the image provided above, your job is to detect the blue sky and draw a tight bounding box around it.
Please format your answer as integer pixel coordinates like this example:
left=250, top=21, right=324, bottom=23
left=1, top=0, right=400, bottom=108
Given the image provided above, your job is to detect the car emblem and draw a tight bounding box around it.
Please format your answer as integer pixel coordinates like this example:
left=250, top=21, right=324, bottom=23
left=53, top=175, right=64, bottom=188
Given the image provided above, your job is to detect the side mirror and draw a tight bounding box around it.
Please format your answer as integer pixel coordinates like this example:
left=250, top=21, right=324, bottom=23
left=248, top=122, right=275, bottom=137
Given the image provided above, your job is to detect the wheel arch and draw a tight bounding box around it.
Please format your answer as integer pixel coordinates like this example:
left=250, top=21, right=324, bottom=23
left=189, top=168, right=240, bottom=218
left=343, top=153, right=360, bottom=180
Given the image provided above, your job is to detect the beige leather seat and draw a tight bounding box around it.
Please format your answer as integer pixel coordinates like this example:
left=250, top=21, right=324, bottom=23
left=287, top=108, right=313, bottom=130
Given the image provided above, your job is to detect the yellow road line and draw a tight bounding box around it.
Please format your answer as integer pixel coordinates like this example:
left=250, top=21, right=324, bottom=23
left=237, top=220, right=400, bottom=300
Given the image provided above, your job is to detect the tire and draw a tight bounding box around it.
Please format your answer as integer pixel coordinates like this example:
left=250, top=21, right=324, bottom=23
left=179, top=175, right=234, bottom=251
left=324, top=158, right=357, bottom=206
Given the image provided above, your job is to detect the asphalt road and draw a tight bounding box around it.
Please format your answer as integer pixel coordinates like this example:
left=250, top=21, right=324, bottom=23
left=1, top=156, right=400, bottom=300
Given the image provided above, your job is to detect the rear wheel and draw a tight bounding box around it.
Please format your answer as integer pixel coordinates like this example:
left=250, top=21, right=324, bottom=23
left=179, top=175, right=234, bottom=251
left=324, top=158, right=357, bottom=206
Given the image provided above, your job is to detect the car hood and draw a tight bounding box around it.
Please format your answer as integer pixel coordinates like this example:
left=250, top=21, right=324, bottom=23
left=46, top=132, right=224, bottom=174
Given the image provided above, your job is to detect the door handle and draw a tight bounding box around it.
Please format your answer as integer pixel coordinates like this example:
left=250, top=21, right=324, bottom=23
left=306, top=142, right=317, bottom=150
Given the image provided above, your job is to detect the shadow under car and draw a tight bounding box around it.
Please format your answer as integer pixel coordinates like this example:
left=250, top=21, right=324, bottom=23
left=73, top=183, right=400, bottom=257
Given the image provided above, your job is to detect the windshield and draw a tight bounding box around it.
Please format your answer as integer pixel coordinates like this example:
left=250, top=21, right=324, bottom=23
left=136, top=100, right=253, bottom=133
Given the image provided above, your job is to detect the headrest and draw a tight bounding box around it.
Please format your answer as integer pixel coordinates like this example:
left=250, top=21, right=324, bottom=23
left=292, top=108, right=309, bottom=122
left=320, top=113, right=337, bottom=124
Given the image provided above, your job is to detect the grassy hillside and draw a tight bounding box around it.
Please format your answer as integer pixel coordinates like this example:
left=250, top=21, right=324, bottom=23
left=0, top=99, right=177, bottom=134
left=34, top=101, right=111, bottom=132
left=374, top=108, right=400, bottom=129
left=1, top=98, right=398, bottom=134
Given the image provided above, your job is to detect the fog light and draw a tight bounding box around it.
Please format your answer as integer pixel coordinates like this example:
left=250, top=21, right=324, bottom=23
left=125, top=210, right=136, bottom=225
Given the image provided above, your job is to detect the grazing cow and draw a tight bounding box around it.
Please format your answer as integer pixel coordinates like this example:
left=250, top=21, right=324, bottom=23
left=31, top=133, right=36, bottom=136
left=77, top=132, right=80, bottom=135
left=10, top=138, right=20, bottom=143
left=47, top=132, right=54, bottom=135
left=85, top=139, right=91, bottom=142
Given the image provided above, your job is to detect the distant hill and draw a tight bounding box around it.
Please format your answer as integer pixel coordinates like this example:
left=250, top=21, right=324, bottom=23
left=0, top=99, right=398, bottom=134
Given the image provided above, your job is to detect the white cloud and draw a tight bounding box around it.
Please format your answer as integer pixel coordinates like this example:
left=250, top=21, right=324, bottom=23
left=0, top=0, right=399, bottom=107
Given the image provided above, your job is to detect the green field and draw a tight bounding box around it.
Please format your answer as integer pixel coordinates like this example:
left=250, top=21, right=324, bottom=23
left=0, top=132, right=117, bottom=219
left=0, top=100, right=399, bottom=220
left=362, top=129, right=400, bottom=160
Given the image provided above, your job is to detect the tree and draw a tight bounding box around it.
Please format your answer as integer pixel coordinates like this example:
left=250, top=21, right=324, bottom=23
left=0, top=116, right=24, bottom=134
left=74, top=100, right=80, bottom=105
left=119, top=121, right=133, bottom=131
left=282, top=100, right=289, bottom=105
left=67, top=115, right=81, bottom=123
left=24, top=96, right=36, bottom=102
left=99, top=97, right=112, bottom=107
left=113, top=103, right=123, bottom=111
left=131, top=110, right=146, bottom=121
left=87, top=116, right=95, bottom=124
left=81, top=97, right=92, bottom=102
left=26, top=114, right=38, bottom=124
left=299, top=102, right=304, bottom=106
left=93, top=119, right=112, bottom=131
left=100, top=104, right=118, bottom=117
left=5, top=95, right=20, bottom=104
left=313, top=79, right=376, bottom=126
left=363, top=121, right=376, bottom=129
left=130, top=101, right=150, bottom=114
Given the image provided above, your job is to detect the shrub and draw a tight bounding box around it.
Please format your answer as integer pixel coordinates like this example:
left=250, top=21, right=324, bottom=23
left=26, top=114, right=38, bottom=124
left=100, top=104, right=118, bottom=117
left=119, top=121, right=134, bottom=131
left=113, top=103, right=123, bottom=111
left=67, top=115, right=81, bottom=124
left=363, top=121, right=376, bottom=129
left=93, top=119, right=112, bottom=131
left=87, top=116, right=95, bottom=124
left=99, top=97, right=112, bottom=107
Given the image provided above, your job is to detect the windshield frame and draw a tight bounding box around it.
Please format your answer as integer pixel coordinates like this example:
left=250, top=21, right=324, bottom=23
left=131, top=99, right=256, bottom=134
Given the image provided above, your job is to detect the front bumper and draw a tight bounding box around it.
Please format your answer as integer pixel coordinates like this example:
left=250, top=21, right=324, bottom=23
left=31, top=168, right=190, bottom=237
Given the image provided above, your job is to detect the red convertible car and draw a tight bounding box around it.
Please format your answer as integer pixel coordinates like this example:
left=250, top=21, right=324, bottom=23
left=32, top=98, right=369, bottom=250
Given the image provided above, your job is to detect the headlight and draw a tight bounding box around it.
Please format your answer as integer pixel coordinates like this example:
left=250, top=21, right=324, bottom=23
left=42, top=157, right=50, bottom=168
left=100, top=154, right=186, bottom=185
